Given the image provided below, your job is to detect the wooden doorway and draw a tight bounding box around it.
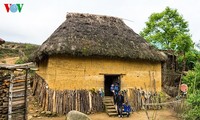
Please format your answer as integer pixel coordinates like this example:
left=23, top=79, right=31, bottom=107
left=104, top=75, right=120, bottom=96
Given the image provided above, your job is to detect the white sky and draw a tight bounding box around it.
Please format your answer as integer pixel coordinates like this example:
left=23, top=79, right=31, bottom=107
left=0, top=0, right=200, bottom=45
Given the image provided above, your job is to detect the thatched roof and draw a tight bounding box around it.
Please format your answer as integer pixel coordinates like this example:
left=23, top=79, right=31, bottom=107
left=0, top=38, right=5, bottom=45
left=32, top=13, right=167, bottom=62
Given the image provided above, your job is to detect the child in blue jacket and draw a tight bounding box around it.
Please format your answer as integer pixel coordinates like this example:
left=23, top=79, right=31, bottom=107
left=123, top=101, right=131, bottom=117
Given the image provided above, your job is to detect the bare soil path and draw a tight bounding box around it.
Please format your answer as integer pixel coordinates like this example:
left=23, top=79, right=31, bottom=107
left=30, top=109, right=178, bottom=120
left=29, top=96, right=178, bottom=120
left=0, top=57, right=19, bottom=64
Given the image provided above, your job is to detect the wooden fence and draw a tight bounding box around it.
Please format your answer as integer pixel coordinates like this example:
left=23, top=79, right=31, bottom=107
left=0, top=74, right=10, bottom=120
left=0, top=63, right=33, bottom=120
left=125, top=88, right=162, bottom=111
left=0, top=74, right=30, bottom=120
left=32, top=74, right=104, bottom=114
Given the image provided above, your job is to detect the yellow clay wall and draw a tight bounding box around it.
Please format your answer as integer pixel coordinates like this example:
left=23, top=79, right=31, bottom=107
left=36, top=58, right=48, bottom=80
left=37, top=56, right=162, bottom=91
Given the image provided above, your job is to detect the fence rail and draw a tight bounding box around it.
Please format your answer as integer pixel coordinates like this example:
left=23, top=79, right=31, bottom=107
left=32, top=74, right=104, bottom=114
left=126, top=88, right=162, bottom=111
left=0, top=75, right=30, bottom=120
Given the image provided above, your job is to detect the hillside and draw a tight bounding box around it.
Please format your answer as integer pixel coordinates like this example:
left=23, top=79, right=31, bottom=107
left=0, top=42, right=39, bottom=64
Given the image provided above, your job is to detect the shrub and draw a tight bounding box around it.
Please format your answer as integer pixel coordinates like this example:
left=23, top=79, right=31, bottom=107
left=182, top=62, right=200, bottom=119
left=15, top=58, right=25, bottom=64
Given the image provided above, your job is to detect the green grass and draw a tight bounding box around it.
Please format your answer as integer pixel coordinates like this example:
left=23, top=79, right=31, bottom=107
left=0, top=42, right=39, bottom=59
left=0, top=49, right=19, bottom=57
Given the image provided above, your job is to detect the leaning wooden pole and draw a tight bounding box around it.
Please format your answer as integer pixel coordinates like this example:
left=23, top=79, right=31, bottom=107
left=24, top=67, right=28, bottom=120
left=8, top=70, right=14, bottom=120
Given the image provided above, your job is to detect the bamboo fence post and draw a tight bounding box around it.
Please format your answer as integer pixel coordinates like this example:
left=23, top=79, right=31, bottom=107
left=45, top=88, right=48, bottom=111
left=53, top=91, right=56, bottom=112
left=24, top=68, right=28, bottom=120
left=8, top=70, right=14, bottom=120
left=89, top=91, right=92, bottom=112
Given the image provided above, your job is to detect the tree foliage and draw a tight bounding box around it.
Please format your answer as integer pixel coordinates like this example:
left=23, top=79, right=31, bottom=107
left=140, top=7, right=195, bottom=71
left=182, top=62, right=200, bottom=119
left=140, top=7, right=193, bottom=51
left=183, top=62, right=200, bottom=92
left=178, top=49, right=200, bottom=70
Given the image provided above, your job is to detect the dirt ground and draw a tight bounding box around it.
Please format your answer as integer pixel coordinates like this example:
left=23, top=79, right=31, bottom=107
left=0, top=57, right=19, bottom=64
left=29, top=109, right=178, bottom=120
left=28, top=96, right=178, bottom=120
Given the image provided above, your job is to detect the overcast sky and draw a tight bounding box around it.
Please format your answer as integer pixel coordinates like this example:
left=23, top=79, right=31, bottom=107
left=0, top=0, right=200, bottom=45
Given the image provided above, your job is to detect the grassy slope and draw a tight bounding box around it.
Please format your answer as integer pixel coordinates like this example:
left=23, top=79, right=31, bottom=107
left=0, top=42, right=39, bottom=63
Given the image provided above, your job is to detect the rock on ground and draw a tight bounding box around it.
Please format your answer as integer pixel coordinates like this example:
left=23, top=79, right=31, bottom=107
left=66, top=110, right=91, bottom=120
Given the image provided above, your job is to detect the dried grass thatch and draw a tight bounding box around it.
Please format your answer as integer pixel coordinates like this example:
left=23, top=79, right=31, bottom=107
left=31, top=13, right=167, bottom=62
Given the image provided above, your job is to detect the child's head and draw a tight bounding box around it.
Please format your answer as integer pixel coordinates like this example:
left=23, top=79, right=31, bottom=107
left=115, top=82, right=119, bottom=85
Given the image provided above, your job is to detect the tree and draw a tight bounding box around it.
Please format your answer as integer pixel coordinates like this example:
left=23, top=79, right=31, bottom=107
left=182, top=62, right=200, bottom=119
left=140, top=7, right=194, bottom=71
left=178, top=48, right=200, bottom=70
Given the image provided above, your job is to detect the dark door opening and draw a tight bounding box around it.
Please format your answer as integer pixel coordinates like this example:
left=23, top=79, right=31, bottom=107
left=104, top=75, right=120, bottom=96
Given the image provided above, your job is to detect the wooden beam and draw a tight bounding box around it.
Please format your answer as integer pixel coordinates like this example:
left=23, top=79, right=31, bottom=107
left=99, top=73, right=126, bottom=75
left=24, top=68, right=28, bottom=120
left=0, top=62, right=34, bottom=70
left=30, top=68, right=38, bottom=71
left=8, top=70, right=14, bottom=120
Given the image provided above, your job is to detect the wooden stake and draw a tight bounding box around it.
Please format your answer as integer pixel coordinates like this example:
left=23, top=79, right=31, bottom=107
left=149, top=71, right=152, bottom=92
left=89, top=91, right=92, bottom=112
left=24, top=68, right=28, bottom=120
left=152, top=72, right=156, bottom=93
left=53, top=91, right=56, bottom=112
left=8, top=70, right=14, bottom=120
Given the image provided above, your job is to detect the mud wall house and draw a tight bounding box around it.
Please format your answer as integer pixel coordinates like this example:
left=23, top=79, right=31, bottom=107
left=31, top=13, right=167, bottom=113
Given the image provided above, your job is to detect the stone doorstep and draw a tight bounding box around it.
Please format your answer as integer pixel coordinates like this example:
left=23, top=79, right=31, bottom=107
left=103, top=100, right=113, bottom=103
left=104, top=103, right=114, bottom=106
left=107, top=109, right=117, bottom=112
left=103, top=97, right=113, bottom=100
left=107, top=112, right=118, bottom=116
left=103, top=96, right=119, bottom=117
left=106, top=106, right=115, bottom=109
